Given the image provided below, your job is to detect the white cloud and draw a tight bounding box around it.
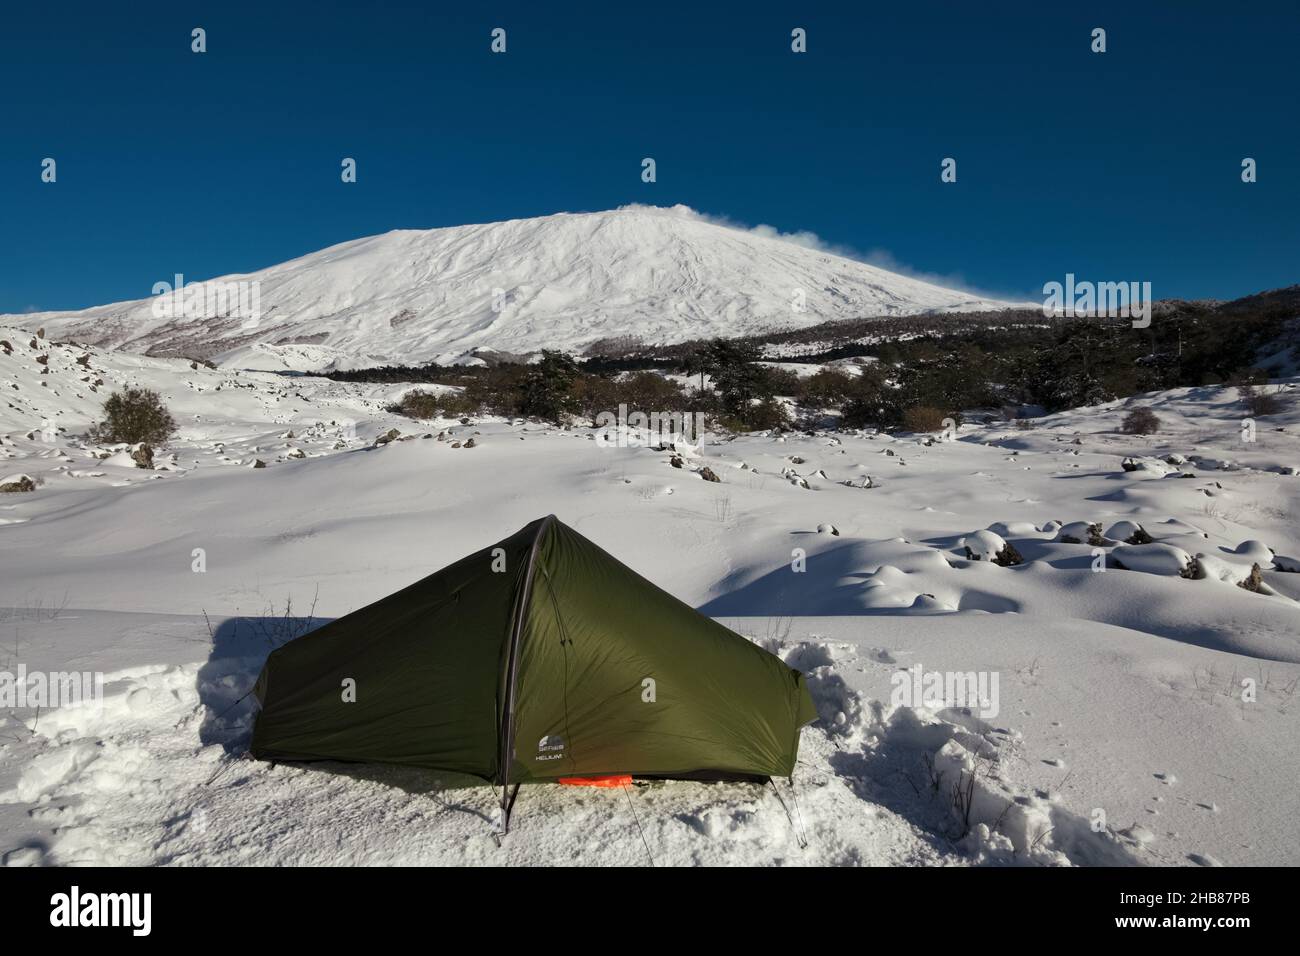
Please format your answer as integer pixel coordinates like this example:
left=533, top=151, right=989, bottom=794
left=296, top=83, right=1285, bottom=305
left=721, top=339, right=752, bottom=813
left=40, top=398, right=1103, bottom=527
left=619, top=203, right=1030, bottom=303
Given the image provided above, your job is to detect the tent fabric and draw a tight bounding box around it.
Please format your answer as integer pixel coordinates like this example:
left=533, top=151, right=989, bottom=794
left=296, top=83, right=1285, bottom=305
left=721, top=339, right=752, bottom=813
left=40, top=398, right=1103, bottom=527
left=250, top=515, right=817, bottom=786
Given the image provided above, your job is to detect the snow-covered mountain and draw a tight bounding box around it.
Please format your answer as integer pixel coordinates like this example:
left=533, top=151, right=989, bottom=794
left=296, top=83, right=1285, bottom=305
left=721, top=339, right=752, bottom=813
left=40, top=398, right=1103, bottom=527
left=8, top=205, right=1013, bottom=370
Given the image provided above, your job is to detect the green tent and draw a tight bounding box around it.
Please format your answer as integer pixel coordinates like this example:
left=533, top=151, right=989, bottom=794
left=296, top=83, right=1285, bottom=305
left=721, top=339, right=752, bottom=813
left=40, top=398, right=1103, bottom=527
left=250, top=515, right=817, bottom=831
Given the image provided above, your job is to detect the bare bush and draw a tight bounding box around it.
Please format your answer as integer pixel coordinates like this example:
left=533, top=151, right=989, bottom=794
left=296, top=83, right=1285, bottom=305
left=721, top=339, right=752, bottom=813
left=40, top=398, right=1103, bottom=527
left=1240, top=384, right=1283, bottom=416
left=1120, top=407, right=1160, bottom=435
left=902, top=405, right=948, bottom=433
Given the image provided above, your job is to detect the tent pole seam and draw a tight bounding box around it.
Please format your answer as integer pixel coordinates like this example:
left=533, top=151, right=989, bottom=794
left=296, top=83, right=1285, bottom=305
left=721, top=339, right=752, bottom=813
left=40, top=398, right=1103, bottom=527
left=539, top=565, right=577, bottom=776
left=497, top=514, right=555, bottom=834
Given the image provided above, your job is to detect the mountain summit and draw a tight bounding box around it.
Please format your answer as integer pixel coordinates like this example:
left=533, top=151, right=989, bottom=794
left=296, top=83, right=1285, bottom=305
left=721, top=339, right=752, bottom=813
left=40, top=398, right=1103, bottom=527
left=12, top=205, right=1013, bottom=369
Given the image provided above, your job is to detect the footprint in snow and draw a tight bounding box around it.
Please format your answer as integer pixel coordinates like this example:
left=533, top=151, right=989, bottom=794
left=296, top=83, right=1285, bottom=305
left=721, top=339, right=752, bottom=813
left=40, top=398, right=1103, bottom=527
left=1118, top=825, right=1156, bottom=846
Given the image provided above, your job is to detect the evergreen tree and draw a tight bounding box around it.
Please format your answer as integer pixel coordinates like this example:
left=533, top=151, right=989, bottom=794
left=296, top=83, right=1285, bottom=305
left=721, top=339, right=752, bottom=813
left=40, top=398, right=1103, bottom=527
left=520, top=350, right=580, bottom=424
left=703, top=338, right=770, bottom=418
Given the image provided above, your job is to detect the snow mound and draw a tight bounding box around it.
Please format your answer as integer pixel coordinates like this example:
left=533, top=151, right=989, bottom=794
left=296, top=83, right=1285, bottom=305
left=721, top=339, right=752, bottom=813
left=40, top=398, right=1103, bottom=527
left=1110, top=543, right=1194, bottom=576
left=1227, top=540, right=1273, bottom=563
left=1055, top=521, right=1104, bottom=545
left=960, top=530, right=1007, bottom=561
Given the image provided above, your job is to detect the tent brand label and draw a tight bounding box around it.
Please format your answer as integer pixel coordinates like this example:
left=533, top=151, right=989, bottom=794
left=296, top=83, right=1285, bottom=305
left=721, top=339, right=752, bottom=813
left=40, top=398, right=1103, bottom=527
left=49, top=886, right=152, bottom=936
left=536, top=734, right=565, bottom=760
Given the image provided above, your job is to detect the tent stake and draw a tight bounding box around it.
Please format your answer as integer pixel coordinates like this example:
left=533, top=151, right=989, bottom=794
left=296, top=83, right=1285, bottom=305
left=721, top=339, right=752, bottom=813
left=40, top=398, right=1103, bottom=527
left=768, top=778, right=808, bottom=849
left=494, top=782, right=521, bottom=846
left=789, top=775, right=810, bottom=848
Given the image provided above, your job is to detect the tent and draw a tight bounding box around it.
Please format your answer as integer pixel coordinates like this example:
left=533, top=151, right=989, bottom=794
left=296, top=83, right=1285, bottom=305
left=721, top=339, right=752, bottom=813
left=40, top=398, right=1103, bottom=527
left=249, top=515, right=817, bottom=832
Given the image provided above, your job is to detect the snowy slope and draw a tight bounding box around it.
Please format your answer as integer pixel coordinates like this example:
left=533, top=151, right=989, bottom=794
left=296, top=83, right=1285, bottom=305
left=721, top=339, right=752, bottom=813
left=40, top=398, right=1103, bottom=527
left=0, top=326, right=410, bottom=473
left=2, top=336, right=1298, bottom=866
left=6, top=206, right=1013, bottom=370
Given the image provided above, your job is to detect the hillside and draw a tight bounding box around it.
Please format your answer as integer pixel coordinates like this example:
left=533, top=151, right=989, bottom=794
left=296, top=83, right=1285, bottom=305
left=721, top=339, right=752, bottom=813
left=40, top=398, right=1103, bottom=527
left=5, top=206, right=1014, bottom=371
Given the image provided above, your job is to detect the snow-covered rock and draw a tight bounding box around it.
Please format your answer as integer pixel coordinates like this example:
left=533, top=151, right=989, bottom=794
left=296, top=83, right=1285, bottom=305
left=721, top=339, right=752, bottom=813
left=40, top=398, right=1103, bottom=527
left=1055, top=521, right=1106, bottom=545
left=0, top=473, right=37, bottom=492
left=959, top=529, right=1024, bottom=566
left=1105, top=520, right=1153, bottom=544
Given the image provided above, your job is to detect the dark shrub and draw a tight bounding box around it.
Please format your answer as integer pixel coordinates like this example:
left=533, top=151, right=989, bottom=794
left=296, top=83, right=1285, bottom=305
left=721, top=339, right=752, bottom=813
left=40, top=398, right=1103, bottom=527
left=716, top=396, right=789, bottom=433
left=901, top=405, right=949, bottom=433
left=703, top=339, right=771, bottom=417
left=1240, top=385, right=1283, bottom=416
left=797, top=368, right=855, bottom=409
left=520, top=350, right=580, bottom=424
left=838, top=367, right=896, bottom=429
left=762, top=365, right=802, bottom=397
left=1120, top=407, right=1160, bottom=434
left=389, top=389, right=479, bottom=419
left=388, top=391, right=440, bottom=419
left=89, top=387, right=176, bottom=445
left=614, top=370, right=685, bottom=413
left=464, top=365, right=529, bottom=417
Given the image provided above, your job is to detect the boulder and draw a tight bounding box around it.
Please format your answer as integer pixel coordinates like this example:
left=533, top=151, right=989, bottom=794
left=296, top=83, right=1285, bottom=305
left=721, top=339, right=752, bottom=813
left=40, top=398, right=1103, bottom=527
left=0, top=474, right=36, bottom=493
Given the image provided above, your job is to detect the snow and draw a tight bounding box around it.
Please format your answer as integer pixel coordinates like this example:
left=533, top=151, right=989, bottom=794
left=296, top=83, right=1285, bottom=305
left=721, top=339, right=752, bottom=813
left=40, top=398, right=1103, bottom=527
left=958, top=529, right=1007, bottom=561
left=4, top=206, right=1015, bottom=370
left=1, top=326, right=1298, bottom=866
left=1110, top=543, right=1194, bottom=576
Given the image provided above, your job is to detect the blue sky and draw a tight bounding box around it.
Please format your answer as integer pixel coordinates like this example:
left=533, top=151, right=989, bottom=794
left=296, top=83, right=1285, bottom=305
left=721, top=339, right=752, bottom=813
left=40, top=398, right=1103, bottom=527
left=2, top=1, right=1297, bottom=313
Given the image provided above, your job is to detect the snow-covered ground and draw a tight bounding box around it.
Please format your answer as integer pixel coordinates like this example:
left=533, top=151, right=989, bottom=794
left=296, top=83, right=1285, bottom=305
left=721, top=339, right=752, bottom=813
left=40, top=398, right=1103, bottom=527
left=2, top=328, right=1298, bottom=866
